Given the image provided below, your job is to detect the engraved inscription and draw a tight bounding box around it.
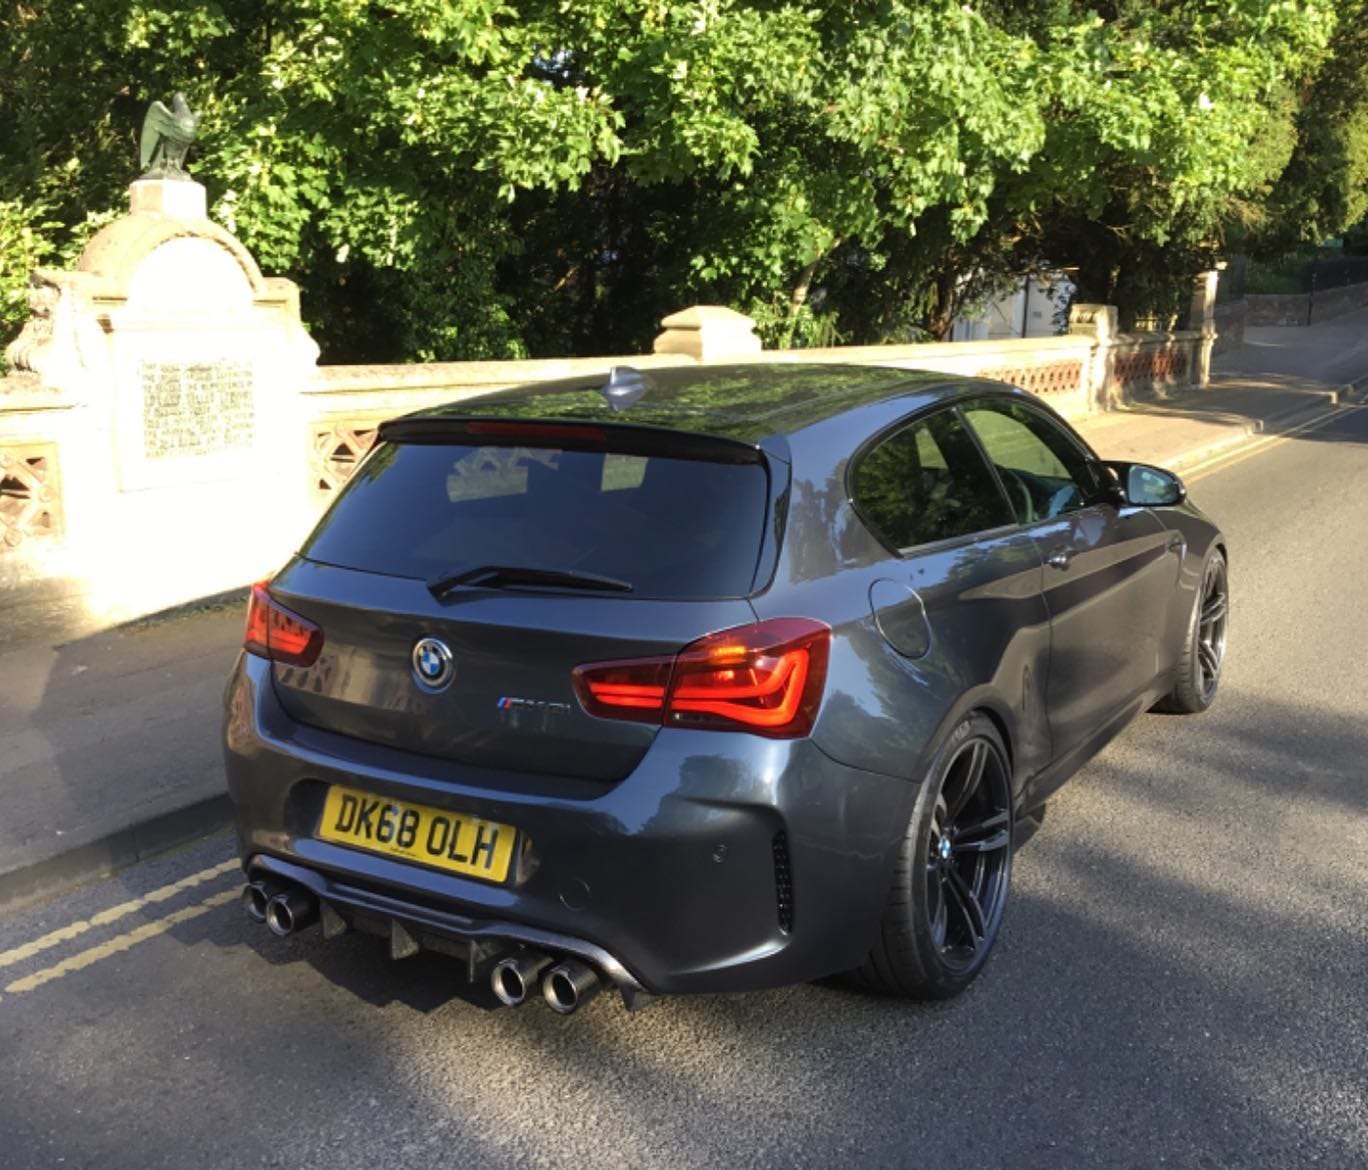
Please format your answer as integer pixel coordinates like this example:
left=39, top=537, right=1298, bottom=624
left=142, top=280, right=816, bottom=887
left=141, top=360, right=254, bottom=459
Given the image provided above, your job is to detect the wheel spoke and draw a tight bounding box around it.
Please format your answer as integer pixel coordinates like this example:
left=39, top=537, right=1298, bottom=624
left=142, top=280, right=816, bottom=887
left=1201, top=592, right=1227, bottom=627
left=926, top=871, right=947, bottom=943
left=952, top=809, right=1010, bottom=853
left=945, top=867, right=986, bottom=944
left=943, top=741, right=986, bottom=824
left=1198, top=640, right=1220, bottom=679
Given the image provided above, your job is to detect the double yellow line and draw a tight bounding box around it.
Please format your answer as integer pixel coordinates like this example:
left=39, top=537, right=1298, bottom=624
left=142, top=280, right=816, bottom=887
left=1184, top=399, right=1360, bottom=483
left=0, top=859, right=239, bottom=1002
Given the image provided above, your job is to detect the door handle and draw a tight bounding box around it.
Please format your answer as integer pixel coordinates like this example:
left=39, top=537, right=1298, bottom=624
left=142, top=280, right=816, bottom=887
left=1047, top=549, right=1073, bottom=571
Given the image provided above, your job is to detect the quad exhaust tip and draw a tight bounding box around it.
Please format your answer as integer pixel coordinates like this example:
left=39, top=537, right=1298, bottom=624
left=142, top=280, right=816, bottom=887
left=263, top=885, right=319, bottom=937
left=241, top=881, right=272, bottom=924
left=543, top=959, right=602, bottom=1014
left=243, top=882, right=613, bottom=1010
left=491, top=952, right=554, bottom=1007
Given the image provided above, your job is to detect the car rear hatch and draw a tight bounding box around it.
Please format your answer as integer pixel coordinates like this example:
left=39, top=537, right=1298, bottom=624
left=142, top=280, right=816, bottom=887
left=263, top=417, right=782, bottom=783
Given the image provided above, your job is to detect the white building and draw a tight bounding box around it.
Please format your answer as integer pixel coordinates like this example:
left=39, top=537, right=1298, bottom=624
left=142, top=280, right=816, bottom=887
left=951, top=274, right=1076, bottom=342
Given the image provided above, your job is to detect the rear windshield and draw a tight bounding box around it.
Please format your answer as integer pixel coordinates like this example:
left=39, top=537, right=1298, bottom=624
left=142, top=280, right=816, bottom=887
left=302, top=441, right=771, bottom=599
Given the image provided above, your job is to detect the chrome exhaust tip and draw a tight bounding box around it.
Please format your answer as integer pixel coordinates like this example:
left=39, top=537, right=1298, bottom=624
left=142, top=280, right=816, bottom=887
left=491, top=952, right=553, bottom=1007
left=241, top=881, right=272, bottom=924
left=542, top=959, right=601, bottom=1015
left=265, top=886, right=318, bottom=938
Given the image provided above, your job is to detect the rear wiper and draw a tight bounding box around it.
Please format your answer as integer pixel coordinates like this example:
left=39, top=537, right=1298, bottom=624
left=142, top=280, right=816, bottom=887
left=428, top=564, right=634, bottom=598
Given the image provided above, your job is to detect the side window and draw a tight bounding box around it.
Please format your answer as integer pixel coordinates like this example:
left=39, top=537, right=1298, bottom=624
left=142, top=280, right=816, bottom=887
left=962, top=401, right=1099, bottom=524
left=851, top=409, right=1015, bottom=551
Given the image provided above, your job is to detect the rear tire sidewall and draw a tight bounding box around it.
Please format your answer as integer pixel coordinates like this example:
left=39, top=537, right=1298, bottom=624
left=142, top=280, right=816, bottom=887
left=893, top=714, right=1013, bottom=998
left=1167, top=548, right=1227, bottom=714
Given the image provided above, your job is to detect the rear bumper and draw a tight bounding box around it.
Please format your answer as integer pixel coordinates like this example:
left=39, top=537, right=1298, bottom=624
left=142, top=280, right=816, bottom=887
left=247, top=851, right=654, bottom=1006
left=224, top=652, right=916, bottom=996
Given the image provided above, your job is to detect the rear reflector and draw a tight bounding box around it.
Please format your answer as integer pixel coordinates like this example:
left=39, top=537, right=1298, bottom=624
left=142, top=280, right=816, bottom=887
left=244, top=583, right=323, bottom=667
left=572, top=618, right=830, bottom=739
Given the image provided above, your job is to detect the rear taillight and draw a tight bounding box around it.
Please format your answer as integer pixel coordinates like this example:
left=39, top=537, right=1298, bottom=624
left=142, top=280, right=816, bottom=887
left=572, top=618, right=830, bottom=739
left=243, top=582, right=323, bottom=667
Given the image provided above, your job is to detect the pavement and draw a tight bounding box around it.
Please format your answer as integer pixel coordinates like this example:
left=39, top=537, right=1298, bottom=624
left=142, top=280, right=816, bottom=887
left=0, top=598, right=242, bottom=910
left=2, top=366, right=1367, bottom=1168
left=1, top=306, right=1366, bottom=912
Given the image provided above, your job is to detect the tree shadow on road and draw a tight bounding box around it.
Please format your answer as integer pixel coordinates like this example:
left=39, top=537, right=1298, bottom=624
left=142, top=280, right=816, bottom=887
left=6, top=672, right=1367, bottom=1168
left=1114, top=370, right=1368, bottom=448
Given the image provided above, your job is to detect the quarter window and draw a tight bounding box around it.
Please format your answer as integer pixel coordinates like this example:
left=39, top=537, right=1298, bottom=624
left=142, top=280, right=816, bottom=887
left=962, top=401, right=1099, bottom=524
left=852, top=409, right=1015, bottom=551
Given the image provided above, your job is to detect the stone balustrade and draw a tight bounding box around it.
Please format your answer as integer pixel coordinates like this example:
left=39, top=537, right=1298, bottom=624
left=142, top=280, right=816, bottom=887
left=0, top=176, right=1218, bottom=629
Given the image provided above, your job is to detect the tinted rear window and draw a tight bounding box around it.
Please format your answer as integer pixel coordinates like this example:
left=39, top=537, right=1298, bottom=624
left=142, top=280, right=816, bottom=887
left=302, top=441, right=771, bottom=599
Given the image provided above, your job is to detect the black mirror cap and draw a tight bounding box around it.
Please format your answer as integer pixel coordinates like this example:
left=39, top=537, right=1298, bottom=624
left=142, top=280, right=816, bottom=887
left=1100, top=460, right=1186, bottom=507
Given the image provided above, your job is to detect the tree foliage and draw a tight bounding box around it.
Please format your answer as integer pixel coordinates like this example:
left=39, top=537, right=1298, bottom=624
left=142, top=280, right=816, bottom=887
left=1246, top=0, right=1368, bottom=255
left=0, top=0, right=1354, bottom=359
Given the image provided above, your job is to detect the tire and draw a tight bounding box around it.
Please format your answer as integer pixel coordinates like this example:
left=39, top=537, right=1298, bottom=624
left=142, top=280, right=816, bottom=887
left=1155, top=548, right=1228, bottom=715
left=851, top=714, right=1013, bottom=999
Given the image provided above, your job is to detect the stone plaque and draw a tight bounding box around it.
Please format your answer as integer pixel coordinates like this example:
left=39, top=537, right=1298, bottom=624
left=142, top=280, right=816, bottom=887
left=140, top=360, right=255, bottom=460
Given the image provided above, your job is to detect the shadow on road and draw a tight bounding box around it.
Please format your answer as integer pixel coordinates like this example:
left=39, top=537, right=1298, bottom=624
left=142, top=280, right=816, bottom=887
left=1120, top=370, right=1368, bottom=444
left=5, top=584, right=1368, bottom=1167
left=0, top=595, right=243, bottom=903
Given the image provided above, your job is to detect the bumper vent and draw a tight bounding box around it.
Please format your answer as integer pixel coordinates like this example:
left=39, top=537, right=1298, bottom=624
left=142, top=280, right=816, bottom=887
left=772, top=831, right=794, bottom=933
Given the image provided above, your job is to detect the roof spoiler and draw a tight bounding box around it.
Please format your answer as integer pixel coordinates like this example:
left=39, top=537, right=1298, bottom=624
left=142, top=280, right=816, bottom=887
left=376, top=415, right=768, bottom=465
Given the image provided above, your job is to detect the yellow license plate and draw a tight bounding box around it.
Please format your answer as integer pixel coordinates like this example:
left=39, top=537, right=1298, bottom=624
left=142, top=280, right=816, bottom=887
left=318, top=785, right=517, bottom=883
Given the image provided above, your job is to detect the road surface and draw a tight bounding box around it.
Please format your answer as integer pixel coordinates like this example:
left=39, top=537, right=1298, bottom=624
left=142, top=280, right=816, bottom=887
left=2, top=395, right=1366, bottom=1169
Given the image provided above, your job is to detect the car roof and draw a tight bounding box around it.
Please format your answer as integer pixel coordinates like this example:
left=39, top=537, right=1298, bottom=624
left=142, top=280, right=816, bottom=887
left=400, top=363, right=1033, bottom=446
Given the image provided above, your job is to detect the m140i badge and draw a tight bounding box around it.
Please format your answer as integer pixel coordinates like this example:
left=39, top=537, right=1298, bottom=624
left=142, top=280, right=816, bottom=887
left=411, top=637, right=455, bottom=692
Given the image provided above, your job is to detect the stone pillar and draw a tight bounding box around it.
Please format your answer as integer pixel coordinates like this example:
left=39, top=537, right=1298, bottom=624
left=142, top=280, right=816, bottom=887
left=652, top=306, right=762, bottom=362
left=1068, top=303, right=1119, bottom=410
left=1, top=177, right=318, bottom=625
left=1189, top=269, right=1220, bottom=387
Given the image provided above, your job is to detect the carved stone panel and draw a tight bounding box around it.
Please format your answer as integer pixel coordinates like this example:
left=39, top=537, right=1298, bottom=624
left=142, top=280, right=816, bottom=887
left=0, top=443, right=62, bottom=550
left=310, top=422, right=380, bottom=504
left=981, top=360, right=1084, bottom=397
left=1115, top=346, right=1191, bottom=386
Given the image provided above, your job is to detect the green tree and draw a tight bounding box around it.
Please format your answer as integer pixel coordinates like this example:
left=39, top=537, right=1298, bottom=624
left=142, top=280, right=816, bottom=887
left=1246, top=0, right=1368, bottom=255
left=0, top=0, right=1348, bottom=359
left=949, top=1, right=1335, bottom=328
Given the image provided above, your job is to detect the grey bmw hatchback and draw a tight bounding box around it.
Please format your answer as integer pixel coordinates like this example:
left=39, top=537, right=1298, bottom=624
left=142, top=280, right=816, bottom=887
left=225, top=363, right=1228, bottom=1011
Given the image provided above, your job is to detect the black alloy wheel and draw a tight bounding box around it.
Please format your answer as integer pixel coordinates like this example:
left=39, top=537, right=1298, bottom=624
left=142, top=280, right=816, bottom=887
left=853, top=714, right=1013, bottom=999
left=1195, top=553, right=1229, bottom=702
left=926, top=738, right=1013, bottom=974
left=1157, top=548, right=1229, bottom=714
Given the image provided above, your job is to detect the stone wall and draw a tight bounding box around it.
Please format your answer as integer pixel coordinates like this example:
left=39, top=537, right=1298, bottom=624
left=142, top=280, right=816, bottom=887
left=297, top=315, right=1208, bottom=512
left=1244, top=279, right=1368, bottom=327
left=0, top=186, right=1220, bottom=630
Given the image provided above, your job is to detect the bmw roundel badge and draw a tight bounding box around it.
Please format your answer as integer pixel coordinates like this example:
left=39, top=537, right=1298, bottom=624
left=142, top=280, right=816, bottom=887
left=411, top=636, right=455, bottom=692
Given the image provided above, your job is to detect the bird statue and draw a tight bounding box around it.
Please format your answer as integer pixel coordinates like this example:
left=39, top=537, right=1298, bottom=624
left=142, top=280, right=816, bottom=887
left=139, top=93, right=200, bottom=179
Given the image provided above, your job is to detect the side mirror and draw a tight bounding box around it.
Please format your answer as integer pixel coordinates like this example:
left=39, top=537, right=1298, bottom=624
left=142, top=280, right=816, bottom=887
left=1100, top=460, right=1186, bottom=507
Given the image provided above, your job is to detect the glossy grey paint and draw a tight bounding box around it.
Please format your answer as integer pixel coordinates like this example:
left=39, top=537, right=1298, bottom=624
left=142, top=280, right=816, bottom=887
left=223, top=364, right=1225, bottom=997
left=267, top=557, right=759, bottom=782
left=753, top=408, right=1054, bottom=790
left=225, top=652, right=913, bottom=994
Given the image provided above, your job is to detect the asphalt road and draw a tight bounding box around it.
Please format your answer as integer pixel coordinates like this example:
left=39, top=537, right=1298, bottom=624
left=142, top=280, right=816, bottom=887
left=2, top=400, right=1367, bottom=1170
left=1216, top=304, right=1368, bottom=387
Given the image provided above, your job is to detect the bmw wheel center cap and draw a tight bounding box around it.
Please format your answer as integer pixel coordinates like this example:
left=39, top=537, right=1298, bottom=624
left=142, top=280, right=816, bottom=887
left=411, top=637, right=455, bottom=692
